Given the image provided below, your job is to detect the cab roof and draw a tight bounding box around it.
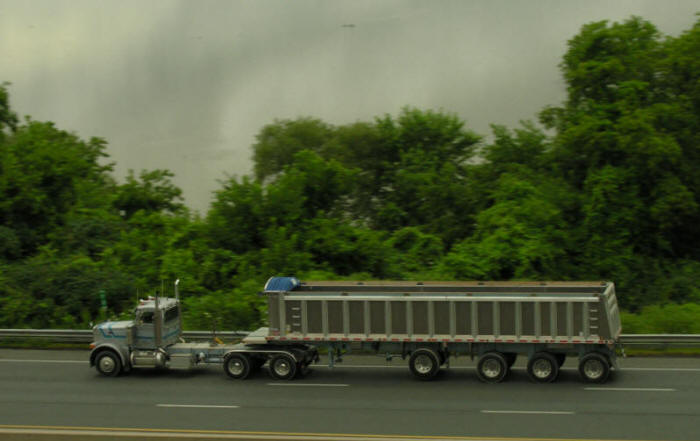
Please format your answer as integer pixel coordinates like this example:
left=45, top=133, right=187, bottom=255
left=136, top=297, right=179, bottom=311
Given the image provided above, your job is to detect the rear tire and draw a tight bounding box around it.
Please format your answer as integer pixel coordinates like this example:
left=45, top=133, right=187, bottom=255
left=527, top=352, right=559, bottom=383
left=224, top=353, right=251, bottom=379
left=579, top=353, right=610, bottom=383
left=476, top=352, right=507, bottom=383
left=95, top=351, right=121, bottom=377
left=269, top=354, right=297, bottom=380
left=409, top=348, right=440, bottom=380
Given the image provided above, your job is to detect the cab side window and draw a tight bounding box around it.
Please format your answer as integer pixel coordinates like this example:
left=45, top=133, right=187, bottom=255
left=164, top=307, right=179, bottom=323
left=140, top=311, right=154, bottom=324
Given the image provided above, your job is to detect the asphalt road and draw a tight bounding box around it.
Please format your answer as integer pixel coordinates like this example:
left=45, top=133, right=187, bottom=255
left=0, top=349, right=699, bottom=441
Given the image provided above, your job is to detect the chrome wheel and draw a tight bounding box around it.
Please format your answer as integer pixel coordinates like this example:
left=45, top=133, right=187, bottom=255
left=223, top=353, right=251, bottom=379
left=99, top=356, right=115, bottom=374
left=273, top=359, right=291, bottom=377
left=476, top=352, right=508, bottom=383
left=95, top=351, right=121, bottom=377
left=532, top=358, right=553, bottom=379
left=482, top=358, right=502, bottom=379
left=228, top=359, right=244, bottom=376
left=578, top=353, right=610, bottom=383
left=527, top=352, right=559, bottom=383
left=409, top=349, right=440, bottom=380
left=583, top=358, right=604, bottom=380
left=414, top=354, right=433, bottom=374
left=269, top=354, right=297, bottom=380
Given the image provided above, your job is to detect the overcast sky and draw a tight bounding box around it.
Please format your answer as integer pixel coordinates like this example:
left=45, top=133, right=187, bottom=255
left=1, top=1, right=698, bottom=214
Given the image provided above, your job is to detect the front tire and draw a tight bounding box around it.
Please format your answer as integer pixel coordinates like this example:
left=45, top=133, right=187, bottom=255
left=269, top=354, right=297, bottom=380
left=527, top=352, right=559, bottom=383
left=224, top=353, right=251, bottom=379
left=409, top=348, right=440, bottom=380
left=579, top=353, right=610, bottom=383
left=476, top=352, right=507, bottom=383
left=95, top=351, right=121, bottom=377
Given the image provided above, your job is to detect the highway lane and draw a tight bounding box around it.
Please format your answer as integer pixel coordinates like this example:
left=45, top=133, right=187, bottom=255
left=0, top=349, right=699, bottom=440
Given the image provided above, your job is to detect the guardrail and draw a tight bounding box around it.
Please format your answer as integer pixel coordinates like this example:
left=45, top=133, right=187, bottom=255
left=1, top=330, right=699, bottom=347
left=0, top=329, right=249, bottom=343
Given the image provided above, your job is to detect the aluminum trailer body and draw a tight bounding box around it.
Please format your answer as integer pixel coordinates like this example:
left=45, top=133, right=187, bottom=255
left=234, top=277, right=621, bottom=383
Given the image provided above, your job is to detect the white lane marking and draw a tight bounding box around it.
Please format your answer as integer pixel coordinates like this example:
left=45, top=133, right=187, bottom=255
left=157, top=404, right=240, bottom=409
left=266, top=383, right=349, bottom=387
left=584, top=387, right=676, bottom=392
left=482, top=410, right=574, bottom=415
left=622, top=367, right=700, bottom=372
left=0, top=359, right=84, bottom=364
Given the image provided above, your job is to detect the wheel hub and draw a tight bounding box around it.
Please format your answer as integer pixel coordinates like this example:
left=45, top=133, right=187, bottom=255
left=414, top=354, right=433, bottom=374
left=274, top=360, right=291, bottom=376
left=228, top=359, right=244, bottom=376
left=482, top=359, right=502, bottom=378
left=99, top=356, right=115, bottom=373
left=532, top=359, right=553, bottom=378
left=584, top=359, right=604, bottom=379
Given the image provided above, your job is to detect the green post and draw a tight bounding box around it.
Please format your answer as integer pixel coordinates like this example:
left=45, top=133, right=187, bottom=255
left=99, top=289, right=107, bottom=320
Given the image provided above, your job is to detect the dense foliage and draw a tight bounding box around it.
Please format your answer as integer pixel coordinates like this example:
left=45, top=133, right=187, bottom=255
left=1, top=17, right=699, bottom=331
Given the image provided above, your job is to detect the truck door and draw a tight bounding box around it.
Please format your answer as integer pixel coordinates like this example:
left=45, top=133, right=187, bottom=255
left=134, top=310, right=156, bottom=349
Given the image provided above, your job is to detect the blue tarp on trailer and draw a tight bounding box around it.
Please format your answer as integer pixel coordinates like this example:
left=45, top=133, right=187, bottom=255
left=264, top=277, right=300, bottom=292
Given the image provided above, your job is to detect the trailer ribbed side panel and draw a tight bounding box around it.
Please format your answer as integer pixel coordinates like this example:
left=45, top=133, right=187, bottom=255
left=265, top=280, right=619, bottom=344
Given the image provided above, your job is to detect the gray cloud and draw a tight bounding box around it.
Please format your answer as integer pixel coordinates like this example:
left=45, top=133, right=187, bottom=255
left=1, top=0, right=697, bottom=213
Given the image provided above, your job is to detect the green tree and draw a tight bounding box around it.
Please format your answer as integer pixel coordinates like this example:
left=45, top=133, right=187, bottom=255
left=252, top=118, right=333, bottom=182
left=0, top=120, right=113, bottom=256
left=437, top=173, right=568, bottom=280
left=0, top=83, right=18, bottom=140
left=114, top=169, right=185, bottom=219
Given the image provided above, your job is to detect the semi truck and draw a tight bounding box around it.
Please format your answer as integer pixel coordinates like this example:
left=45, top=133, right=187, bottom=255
left=90, top=277, right=622, bottom=383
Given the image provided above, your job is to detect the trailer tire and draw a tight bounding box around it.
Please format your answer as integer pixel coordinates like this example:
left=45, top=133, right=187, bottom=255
left=579, top=353, right=610, bottom=383
left=95, top=350, right=122, bottom=377
left=409, top=348, right=440, bottom=380
left=224, top=353, right=251, bottom=379
left=269, top=354, right=297, bottom=380
left=527, top=352, right=559, bottom=383
left=476, top=352, right=507, bottom=383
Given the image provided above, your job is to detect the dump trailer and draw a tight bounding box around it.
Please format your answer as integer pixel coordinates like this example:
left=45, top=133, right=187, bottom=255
left=89, top=277, right=622, bottom=383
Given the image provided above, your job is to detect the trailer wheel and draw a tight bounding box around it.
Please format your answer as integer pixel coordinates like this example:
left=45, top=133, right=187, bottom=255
left=224, top=353, right=251, bottom=379
left=269, top=354, right=297, bottom=380
left=527, top=352, right=559, bottom=383
left=95, top=351, right=121, bottom=377
left=579, top=353, right=610, bottom=383
left=476, top=352, right=507, bottom=383
left=409, top=348, right=440, bottom=380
